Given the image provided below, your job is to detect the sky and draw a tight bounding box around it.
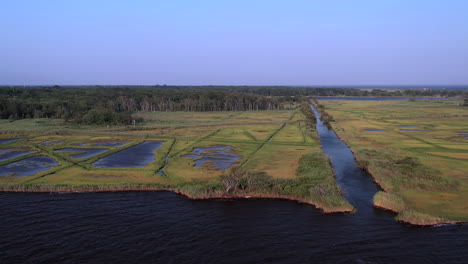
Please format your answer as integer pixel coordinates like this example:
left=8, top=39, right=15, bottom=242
left=1, top=0, right=468, bottom=86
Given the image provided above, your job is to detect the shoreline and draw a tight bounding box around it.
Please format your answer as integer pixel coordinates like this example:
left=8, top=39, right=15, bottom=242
left=0, top=185, right=354, bottom=214
left=2, top=185, right=465, bottom=226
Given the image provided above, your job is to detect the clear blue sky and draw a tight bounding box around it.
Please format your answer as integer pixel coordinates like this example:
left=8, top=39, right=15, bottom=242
left=1, top=0, right=467, bottom=85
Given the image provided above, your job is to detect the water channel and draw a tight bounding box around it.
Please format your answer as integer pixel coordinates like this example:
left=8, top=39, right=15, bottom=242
left=0, top=105, right=467, bottom=263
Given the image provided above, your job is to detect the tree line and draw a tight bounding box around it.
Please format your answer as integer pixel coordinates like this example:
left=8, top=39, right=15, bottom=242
left=0, top=86, right=284, bottom=124
left=1, top=85, right=465, bottom=125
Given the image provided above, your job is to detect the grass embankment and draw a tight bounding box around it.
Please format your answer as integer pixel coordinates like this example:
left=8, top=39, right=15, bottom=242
left=0, top=107, right=354, bottom=213
left=319, top=99, right=468, bottom=225
left=166, top=151, right=354, bottom=213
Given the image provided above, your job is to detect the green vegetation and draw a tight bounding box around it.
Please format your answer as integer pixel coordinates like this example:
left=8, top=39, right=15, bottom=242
left=373, top=191, right=406, bottom=213
left=0, top=86, right=285, bottom=124
left=0, top=106, right=354, bottom=213
left=4, top=85, right=465, bottom=222
left=1, top=86, right=465, bottom=125
left=172, top=151, right=354, bottom=213
left=319, top=99, right=468, bottom=224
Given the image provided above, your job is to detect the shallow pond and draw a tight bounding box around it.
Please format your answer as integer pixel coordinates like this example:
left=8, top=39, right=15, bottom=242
left=0, top=139, right=22, bottom=144
left=184, top=145, right=241, bottom=171
left=400, top=129, right=431, bottom=132
left=0, top=149, right=37, bottom=162
left=458, top=132, right=468, bottom=139
left=92, top=141, right=163, bottom=168
left=0, top=156, right=58, bottom=177
left=363, top=129, right=386, bottom=132
left=57, top=148, right=109, bottom=159
left=41, top=141, right=63, bottom=145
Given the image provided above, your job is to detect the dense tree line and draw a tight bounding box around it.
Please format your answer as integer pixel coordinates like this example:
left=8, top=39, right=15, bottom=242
left=146, top=85, right=467, bottom=97
left=0, top=85, right=465, bottom=124
left=0, top=86, right=284, bottom=124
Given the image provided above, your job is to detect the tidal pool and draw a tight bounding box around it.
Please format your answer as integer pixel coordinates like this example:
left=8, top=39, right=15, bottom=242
left=400, top=129, right=431, bottom=132
left=57, top=148, right=109, bottom=159
left=458, top=132, right=468, bottom=139
left=0, top=156, right=59, bottom=177
left=92, top=141, right=163, bottom=168
left=42, top=141, right=63, bottom=145
left=184, top=145, right=241, bottom=171
left=0, top=149, right=37, bottom=162
left=0, top=138, right=22, bottom=144
left=363, top=129, right=386, bottom=132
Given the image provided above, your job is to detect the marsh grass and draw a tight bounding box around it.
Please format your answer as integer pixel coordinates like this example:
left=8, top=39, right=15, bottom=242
left=395, top=209, right=450, bottom=226
left=320, top=99, right=468, bottom=223
left=0, top=109, right=354, bottom=213
left=295, top=152, right=354, bottom=211
left=357, top=149, right=458, bottom=192
left=165, top=150, right=354, bottom=213
left=373, top=191, right=406, bottom=212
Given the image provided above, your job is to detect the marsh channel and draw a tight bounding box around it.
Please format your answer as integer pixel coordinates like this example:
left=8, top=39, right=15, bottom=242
left=0, top=101, right=467, bottom=263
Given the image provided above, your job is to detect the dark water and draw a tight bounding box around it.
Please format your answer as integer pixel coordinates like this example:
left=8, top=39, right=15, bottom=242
left=0, top=138, right=22, bottom=144
left=41, top=141, right=63, bottom=145
left=459, top=132, right=468, bottom=139
left=363, top=129, right=386, bottom=132
left=0, top=192, right=467, bottom=263
left=184, top=145, right=241, bottom=171
left=57, top=148, right=109, bottom=159
left=0, top=149, right=36, bottom=162
left=310, top=104, right=380, bottom=211
left=0, top=156, right=58, bottom=177
left=0, top=112, right=467, bottom=263
left=92, top=141, right=163, bottom=168
left=400, top=129, right=431, bottom=132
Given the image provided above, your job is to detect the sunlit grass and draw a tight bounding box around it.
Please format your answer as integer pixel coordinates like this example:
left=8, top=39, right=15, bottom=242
left=0, top=108, right=354, bottom=213
left=321, top=99, right=468, bottom=223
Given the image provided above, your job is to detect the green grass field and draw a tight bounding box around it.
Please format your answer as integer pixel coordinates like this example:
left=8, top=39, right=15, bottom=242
left=319, top=99, right=468, bottom=224
left=0, top=108, right=354, bottom=213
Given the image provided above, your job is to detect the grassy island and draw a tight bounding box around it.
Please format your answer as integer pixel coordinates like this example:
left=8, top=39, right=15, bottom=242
left=317, top=99, right=468, bottom=225
left=0, top=106, right=354, bottom=213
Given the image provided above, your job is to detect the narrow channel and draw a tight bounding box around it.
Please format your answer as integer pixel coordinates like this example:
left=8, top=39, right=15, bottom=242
left=310, top=104, right=380, bottom=213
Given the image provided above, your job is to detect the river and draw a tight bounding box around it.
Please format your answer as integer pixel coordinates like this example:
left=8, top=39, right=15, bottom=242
left=0, top=106, right=467, bottom=263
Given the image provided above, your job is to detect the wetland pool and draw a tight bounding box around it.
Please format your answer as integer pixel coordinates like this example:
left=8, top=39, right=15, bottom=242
left=0, top=156, right=58, bottom=177
left=363, top=129, right=386, bottom=132
left=400, top=129, right=431, bottom=132
left=0, top=139, right=22, bottom=144
left=0, top=149, right=37, bottom=162
left=184, top=145, right=241, bottom=171
left=458, top=132, right=468, bottom=138
left=92, top=141, right=163, bottom=168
